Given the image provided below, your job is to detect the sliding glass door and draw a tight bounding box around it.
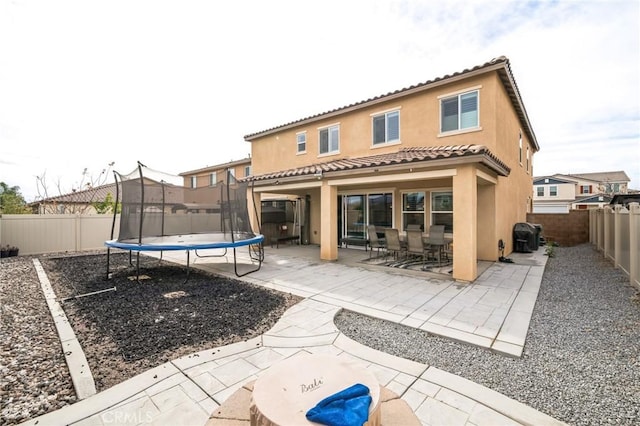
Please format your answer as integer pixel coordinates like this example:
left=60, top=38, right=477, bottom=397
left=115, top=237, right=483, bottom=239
left=344, top=195, right=366, bottom=240
left=339, top=193, right=392, bottom=241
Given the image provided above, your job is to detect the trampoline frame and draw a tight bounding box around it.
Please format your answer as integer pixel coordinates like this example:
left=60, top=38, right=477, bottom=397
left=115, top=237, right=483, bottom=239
left=105, top=163, right=264, bottom=281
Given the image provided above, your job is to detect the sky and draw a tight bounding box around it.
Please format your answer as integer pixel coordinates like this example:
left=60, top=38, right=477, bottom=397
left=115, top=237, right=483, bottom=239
left=1, top=0, right=639, bottom=202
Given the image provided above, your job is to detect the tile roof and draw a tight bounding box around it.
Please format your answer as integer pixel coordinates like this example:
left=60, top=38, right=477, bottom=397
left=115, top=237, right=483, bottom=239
left=244, top=145, right=510, bottom=183
left=244, top=56, right=538, bottom=151
left=30, top=183, right=118, bottom=205
left=179, top=156, right=252, bottom=176
left=563, top=171, right=630, bottom=183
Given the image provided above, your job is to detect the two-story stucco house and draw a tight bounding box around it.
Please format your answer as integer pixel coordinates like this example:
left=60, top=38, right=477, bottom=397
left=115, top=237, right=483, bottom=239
left=243, top=56, right=538, bottom=282
left=532, top=171, right=630, bottom=213
left=180, top=157, right=252, bottom=188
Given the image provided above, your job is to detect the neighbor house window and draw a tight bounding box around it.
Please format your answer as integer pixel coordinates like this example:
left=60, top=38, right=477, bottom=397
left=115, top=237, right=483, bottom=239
left=581, top=185, right=590, bottom=194
left=440, top=90, right=478, bottom=132
left=190, top=176, right=197, bottom=188
left=537, top=186, right=544, bottom=197
left=296, top=132, right=306, bottom=153
left=550, top=186, right=558, bottom=196
left=402, top=192, right=425, bottom=231
left=319, top=125, right=339, bottom=154
left=372, top=110, right=400, bottom=145
left=432, top=191, right=453, bottom=232
left=244, top=165, right=251, bottom=177
left=209, top=172, right=217, bottom=186
left=526, top=146, right=530, bottom=172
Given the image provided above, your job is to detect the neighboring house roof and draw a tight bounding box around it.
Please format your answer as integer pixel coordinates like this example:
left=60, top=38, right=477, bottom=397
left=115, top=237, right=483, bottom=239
left=574, top=194, right=612, bottom=204
left=179, top=157, right=251, bottom=176
left=245, top=145, right=510, bottom=183
left=533, top=176, right=575, bottom=185
left=29, top=183, right=118, bottom=205
left=244, top=56, right=539, bottom=152
left=565, top=171, right=630, bottom=183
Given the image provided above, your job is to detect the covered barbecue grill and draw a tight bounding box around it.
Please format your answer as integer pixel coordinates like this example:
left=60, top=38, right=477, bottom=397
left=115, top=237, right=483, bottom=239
left=513, top=222, right=539, bottom=253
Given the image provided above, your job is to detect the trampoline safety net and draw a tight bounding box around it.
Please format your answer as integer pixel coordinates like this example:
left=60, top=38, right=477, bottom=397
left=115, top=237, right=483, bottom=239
left=114, top=163, right=257, bottom=243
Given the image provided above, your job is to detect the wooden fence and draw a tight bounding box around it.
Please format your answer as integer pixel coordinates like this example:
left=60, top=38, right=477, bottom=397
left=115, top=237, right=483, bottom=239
left=589, top=202, right=640, bottom=290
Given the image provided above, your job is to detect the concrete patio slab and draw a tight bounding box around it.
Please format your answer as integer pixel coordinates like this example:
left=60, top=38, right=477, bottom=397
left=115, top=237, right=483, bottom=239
left=21, top=245, right=565, bottom=426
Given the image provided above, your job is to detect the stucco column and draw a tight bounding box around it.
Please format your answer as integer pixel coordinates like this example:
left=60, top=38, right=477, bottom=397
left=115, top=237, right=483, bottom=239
left=246, top=187, right=262, bottom=234
left=320, top=181, right=338, bottom=260
left=477, top=183, right=496, bottom=261
left=452, top=164, right=478, bottom=282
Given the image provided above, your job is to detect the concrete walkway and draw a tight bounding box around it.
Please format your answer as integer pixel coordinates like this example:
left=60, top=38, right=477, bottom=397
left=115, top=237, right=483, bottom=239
left=21, top=246, right=566, bottom=426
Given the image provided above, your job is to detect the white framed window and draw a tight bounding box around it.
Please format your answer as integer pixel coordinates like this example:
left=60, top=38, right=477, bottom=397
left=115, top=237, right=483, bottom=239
left=440, top=90, right=478, bottom=133
left=537, top=186, right=544, bottom=197
left=401, top=191, right=425, bottom=231
left=296, top=132, right=306, bottom=154
left=190, top=176, right=197, bottom=188
left=526, top=146, right=530, bottom=172
left=209, top=172, right=217, bottom=186
left=519, top=131, right=523, bottom=165
left=372, top=110, right=400, bottom=145
left=319, top=124, right=339, bottom=155
left=431, top=191, right=453, bottom=232
left=244, top=165, right=251, bottom=177
left=581, top=185, right=590, bottom=194
left=550, top=186, right=558, bottom=196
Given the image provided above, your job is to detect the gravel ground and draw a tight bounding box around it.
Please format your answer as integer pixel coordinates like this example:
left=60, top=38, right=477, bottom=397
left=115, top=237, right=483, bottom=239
left=2, top=245, right=638, bottom=426
left=335, top=244, right=640, bottom=426
left=0, top=251, right=300, bottom=425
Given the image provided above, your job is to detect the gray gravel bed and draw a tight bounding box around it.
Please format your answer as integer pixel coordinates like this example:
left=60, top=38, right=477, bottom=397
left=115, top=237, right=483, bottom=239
left=1, top=256, right=76, bottom=425
left=335, top=244, right=640, bottom=425
left=0, top=251, right=300, bottom=426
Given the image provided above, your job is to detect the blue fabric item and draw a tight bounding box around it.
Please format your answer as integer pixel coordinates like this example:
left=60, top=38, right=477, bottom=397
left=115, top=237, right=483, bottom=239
left=305, top=383, right=372, bottom=426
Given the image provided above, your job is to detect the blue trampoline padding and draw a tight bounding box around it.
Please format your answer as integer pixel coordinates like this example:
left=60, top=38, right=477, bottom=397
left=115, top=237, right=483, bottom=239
left=105, top=233, right=264, bottom=251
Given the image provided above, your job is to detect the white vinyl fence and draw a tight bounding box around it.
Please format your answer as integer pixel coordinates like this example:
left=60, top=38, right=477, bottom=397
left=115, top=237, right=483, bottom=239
left=0, top=214, right=119, bottom=255
left=590, top=202, right=640, bottom=290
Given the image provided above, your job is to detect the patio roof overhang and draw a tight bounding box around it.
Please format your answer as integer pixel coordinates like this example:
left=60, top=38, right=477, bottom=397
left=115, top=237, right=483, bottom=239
left=245, top=145, right=510, bottom=191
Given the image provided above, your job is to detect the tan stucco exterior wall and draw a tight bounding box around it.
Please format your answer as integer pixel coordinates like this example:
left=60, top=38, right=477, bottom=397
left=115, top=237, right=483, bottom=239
left=248, top=65, right=536, bottom=281
left=249, top=74, right=498, bottom=176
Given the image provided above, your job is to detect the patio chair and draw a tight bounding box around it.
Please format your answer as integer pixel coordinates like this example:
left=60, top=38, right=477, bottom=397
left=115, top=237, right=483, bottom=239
left=424, top=225, right=447, bottom=265
left=383, top=228, right=406, bottom=260
left=406, top=230, right=431, bottom=266
left=366, top=225, right=386, bottom=259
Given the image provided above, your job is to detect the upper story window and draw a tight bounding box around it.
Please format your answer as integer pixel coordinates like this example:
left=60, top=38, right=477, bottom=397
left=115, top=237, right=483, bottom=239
left=536, top=186, right=544, bottom=197
left=209, top=172, right=217, bottom=186
left=604, top=182, right=620, bottom=193
left=319, top=124, right=339, bottom=155
left=550, top=186, right=558, bottom=196
left=372, top=110, right=400, bottom=145
left=296, top=132, right=306, bottom=154
left=244, top=165, right=251, bottom=177
left=440, top=90, right=478, bottom=133
left=580, top=185, right=590, bottom=194
left=526, top=146, right=530, bottom=172
left=190, top=176, right=197, bottom=188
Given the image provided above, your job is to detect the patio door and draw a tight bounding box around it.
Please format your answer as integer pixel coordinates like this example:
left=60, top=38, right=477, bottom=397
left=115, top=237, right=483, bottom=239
left=339, top=193, right=393, bottom=242
left=343, top=195, right=366, bottom=240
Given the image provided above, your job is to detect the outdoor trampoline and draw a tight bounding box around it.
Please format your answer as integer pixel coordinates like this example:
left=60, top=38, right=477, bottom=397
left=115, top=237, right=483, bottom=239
left=105, top=162, right=264, bottom=279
